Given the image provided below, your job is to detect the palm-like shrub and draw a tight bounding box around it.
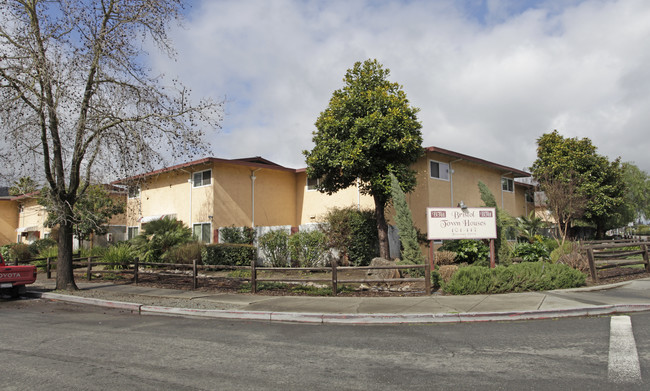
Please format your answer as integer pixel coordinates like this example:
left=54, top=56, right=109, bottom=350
left=131, top=217, right=193, bottom=263
left=102, top=242, right=137, bottom=270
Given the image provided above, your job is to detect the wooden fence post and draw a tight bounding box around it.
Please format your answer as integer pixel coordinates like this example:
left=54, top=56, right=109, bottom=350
left=87, top=256, right=92, bottom=281
left=641, top=244, right=650, bottom=273
left=331, top=259, right=338, bottom=296
left=586, top=248, right=598, bottom=282
left=193, top=259, right=198, bottom=290
left=425, top=260, right=431, bottom=295
left=251, top=260, right=257, bottom=294
left=134, top=257, right=139, bottom=284
left=46, top=257, right=51, bottom=279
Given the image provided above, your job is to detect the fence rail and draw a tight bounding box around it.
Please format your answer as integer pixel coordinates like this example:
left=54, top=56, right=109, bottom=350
left=583, top=241, right=650, bottom=282
left=39, top=257, right=432, bottom=295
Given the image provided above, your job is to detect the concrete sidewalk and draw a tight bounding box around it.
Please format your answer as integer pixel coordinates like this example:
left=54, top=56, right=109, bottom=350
left=26, top=277, right=650, bottom=324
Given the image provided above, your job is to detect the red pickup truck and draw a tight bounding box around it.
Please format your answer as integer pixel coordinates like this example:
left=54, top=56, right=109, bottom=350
left=0, top=253, right=37, bottom=298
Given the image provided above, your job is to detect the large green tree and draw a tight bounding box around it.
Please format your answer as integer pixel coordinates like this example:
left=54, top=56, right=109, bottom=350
left=304, top=59, right=423, bottom=259
left=41, top=184, right=125, bottom=247
left=530, top=130, right=627, bottom=239
left=620, top=162, right=650, bottom=224
left=0, top=0, right=220, bottom=290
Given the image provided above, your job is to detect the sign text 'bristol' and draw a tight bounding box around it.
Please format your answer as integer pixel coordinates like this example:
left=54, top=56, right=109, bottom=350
left=426, top=207, right=497, bottom=240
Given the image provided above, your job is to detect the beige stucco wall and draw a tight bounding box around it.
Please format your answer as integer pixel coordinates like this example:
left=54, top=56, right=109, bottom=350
left=124, top=152, right=532, bottom=245
left=400, top=152, right=533, bottom=234
left=127, top=161, right=300, bottom=242
left=514, top=184, right=534, bottom=218
left=212, top=163, right=297, bottom=228
left=296, top=171, right=375, bottom=225
left=16, top=198, right=50, bottom=243
left=0, top=200, right=18, bottom=245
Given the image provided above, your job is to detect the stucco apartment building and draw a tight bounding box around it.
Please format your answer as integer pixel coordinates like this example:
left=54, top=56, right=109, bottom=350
left=118, top=146, right=533, bottom=244
left=1, top=188, right=127, bottom=247
left=0, top=187, right=19, bottom=245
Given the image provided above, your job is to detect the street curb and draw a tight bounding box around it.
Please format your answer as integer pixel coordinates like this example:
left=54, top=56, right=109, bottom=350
left=27, top=290, right=650, bottom=324
left=29, top=291, right=142, bottom=312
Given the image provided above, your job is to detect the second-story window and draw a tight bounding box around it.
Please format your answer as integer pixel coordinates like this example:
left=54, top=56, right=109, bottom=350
left=430, top=160, right=450, bottom=181
left=501, top=177, right=514, bottom=192
left=193, top=170, right=212, bottom=187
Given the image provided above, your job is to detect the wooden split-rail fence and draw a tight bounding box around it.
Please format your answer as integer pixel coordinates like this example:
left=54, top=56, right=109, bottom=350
left=582, top=239, right=650, bottom=282
left=35, top=257, right=433, bottom=295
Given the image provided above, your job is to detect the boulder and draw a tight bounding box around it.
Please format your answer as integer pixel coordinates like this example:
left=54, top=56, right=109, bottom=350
left=366, top=257, right=401, bottom=286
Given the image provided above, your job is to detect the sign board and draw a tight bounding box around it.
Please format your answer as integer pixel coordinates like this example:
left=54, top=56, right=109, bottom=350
left=426, top=207, right=497, bottom=240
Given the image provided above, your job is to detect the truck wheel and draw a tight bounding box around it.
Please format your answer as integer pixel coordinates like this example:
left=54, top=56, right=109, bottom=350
left=9, top=286, right=25, bottom=299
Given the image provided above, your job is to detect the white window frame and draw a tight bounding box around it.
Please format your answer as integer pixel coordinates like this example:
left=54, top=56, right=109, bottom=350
left=306, top=177, right=321, bottom=191
left=429, top=160, right=450, bottom=181
left=193, top=169, right=212, bottom=188
left=501, top=177, right=514, bottom=192
left=127, top=226, right=139, bottom=240
left=193, top=222, right=212, bottom=243
left=128, top=185, right=140, bottom=199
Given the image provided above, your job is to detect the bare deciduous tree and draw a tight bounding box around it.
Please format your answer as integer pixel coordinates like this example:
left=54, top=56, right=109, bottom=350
left=0, top=0, right=222, bottom=290
left=536, top=172, right=587, bottom=247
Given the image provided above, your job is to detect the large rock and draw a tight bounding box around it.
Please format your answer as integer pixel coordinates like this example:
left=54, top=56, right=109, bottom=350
left=366, top=257, right=401, bottom=282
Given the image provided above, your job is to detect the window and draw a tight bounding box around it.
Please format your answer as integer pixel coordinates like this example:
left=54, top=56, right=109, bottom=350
left=525, top=191, right=534, bottom=203
left=193, top=223, right=212, bottom=243
left=128, top=185, right=140, bottom=199
left=127, top=226, right=139, bottom=240
left=501, top=178, right=514, bottom=192
left=193, top=170, right=212, bottom=187
left=307, top=177, right=320, bottom=191
left=430, top=160, right=450, bottom=180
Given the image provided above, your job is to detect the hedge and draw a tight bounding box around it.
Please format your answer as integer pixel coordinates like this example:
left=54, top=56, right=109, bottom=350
left=204, top=243, right=256, bottom=266
left=443, top=262, right=586, bottom=295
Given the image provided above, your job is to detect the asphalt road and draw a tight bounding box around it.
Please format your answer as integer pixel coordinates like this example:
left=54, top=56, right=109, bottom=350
left=2, top=298, right=649, bottom=390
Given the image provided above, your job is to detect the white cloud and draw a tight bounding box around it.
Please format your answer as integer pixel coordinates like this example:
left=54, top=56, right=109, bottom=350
left=149, top=0, right=650, bottom=173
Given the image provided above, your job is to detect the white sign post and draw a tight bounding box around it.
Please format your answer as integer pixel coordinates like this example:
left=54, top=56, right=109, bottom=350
left=426, top=207, right=498, bottom=268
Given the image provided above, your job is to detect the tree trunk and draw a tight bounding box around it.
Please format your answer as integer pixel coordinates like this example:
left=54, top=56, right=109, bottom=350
left=56, top=221, right=78, bottom=291
left=373, top=194, right=390, bottom=259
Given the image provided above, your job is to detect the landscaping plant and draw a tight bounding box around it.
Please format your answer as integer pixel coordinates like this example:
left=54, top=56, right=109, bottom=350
left=321, top=207, right=379, bottom=266
left=131, top=216, right=193, bottom=263
left=443, top=262, right=586, bottom=295
left=258, top=229, right=291, bottom=267
left=220, top=226, right=256, bottom=245
left=204, top=243, right=256, bottom=266
left=512, top=241, right=550, bottom=263
left=288, top=230, right=328, bottom=267
left=390, top=173, right=425, bottom=276
left=101, top=242, right=137, bottom=270
left=439, top=239, right=489, bottom=265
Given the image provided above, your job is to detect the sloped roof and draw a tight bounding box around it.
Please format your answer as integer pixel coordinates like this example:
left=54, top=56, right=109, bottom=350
left=113, top=156, right=296, bottom=184
left=425, top=146, right=530, bottom=178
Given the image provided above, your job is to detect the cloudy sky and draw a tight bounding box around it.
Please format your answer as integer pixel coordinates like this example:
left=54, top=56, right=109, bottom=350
left=149, top=0, right=650, bottom=173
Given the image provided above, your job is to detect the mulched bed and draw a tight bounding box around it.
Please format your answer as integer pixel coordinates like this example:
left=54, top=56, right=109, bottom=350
left=79, top=266, right=650, bottom=297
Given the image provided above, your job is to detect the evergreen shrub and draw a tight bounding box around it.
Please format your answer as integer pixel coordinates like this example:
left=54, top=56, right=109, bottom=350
left=258, top=229, right=290, bottom=267
left=443, top=262, right=586, bottom=295
left=204, top=243, right=256, bottom=266
left=512, top=241, right=550, bottom=262
left=288, top=230, right=328, bottom=267
left=439, top=239, right=489, bottom=264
